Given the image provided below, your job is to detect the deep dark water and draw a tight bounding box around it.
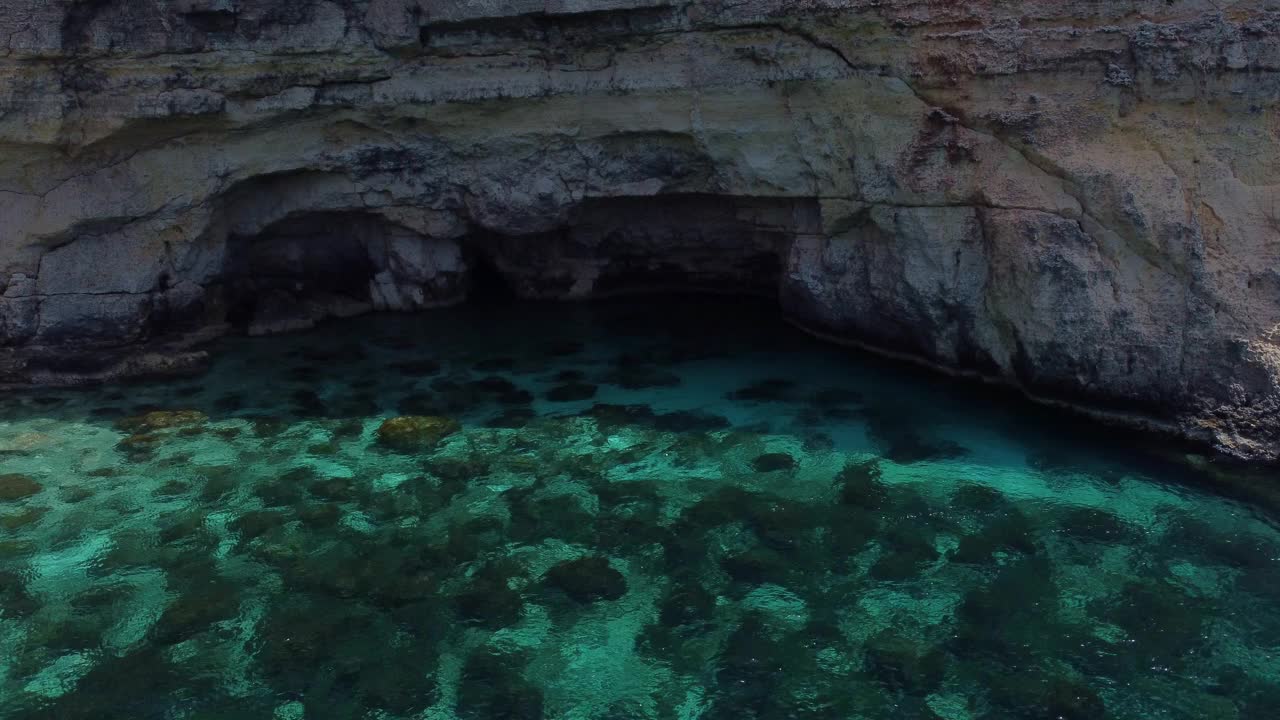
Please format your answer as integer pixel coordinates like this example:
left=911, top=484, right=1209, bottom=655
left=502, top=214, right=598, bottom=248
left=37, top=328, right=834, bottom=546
left=1, top=298, right=1278, bottom=720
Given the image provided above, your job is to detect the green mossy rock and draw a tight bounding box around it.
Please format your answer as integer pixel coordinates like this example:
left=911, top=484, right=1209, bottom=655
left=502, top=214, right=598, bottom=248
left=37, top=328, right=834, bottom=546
left=376, top=416, right=461, bottom=452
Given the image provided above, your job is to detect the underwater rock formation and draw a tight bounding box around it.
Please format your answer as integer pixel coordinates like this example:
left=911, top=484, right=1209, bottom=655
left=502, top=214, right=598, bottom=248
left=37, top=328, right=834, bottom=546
left=0, top=1, right=1278, bottom=460
left=376, top=415, right=461, bottom=451
left=545, top=556, right=628, bottom=603
left=0, top=473, right=43, bottom=502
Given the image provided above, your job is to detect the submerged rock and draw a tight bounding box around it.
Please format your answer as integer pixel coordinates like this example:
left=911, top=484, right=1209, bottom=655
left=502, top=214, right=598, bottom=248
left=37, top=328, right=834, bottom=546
left=114, top=410, right=207, bottom=433
left=1162, top=514, right=1279, bottom=570
left=949, top=555, right=1075, bottom=669
left=24, top=643, right=204, bottom=720
left=0, top=473, right=42, bottom=501
left=659, top=580, right=717, bottom=629
left=864, top=411, right=969, bottom=465
left=704, top=614, right=814, bottom=718
left=308, top=475, right=357, bottom=501
left=507, top=491, right=597, bottom=546
left=682, top=486, right=761, bottom=529
left=230, top=510, right=287, bottom=543
left=0, top=539, right=35, bottom=559
left=153, top=579, right=241, bottom=644
left=582, top=402, right=652, bottom=431
left=987, top=671, right=1107, bottom=720
left=115, top=432, right=163, bottom=458
left=256, top=595, right=436, bottom=714
left=445, top=516, right=508, bottom=563
left=752, top=452, right=797, bottom=473
left=256, top=468, right=310, bottom=507
left=297, top=501, right=342, bottom=529
left=454, top=562, right=526, bottom=628
left=276, top=532, right=438, bottom=609
left=376, top=416, right=461, bottom=452
left=248, top=416, right=290, bottom=438
left=1058, top=507, right=1135, bottom=543
left=153, top=479, right=190, bottom=497
left=545, top=556, right=627, bottom=603
left=457, top=650, right=543, bottom=720
left=721, top=546, right=792, bottom=586
left=428, top=457, right=491, bottom=486
left=0, top=570, right=38, bottom=618
left=950, top=483, right=1008, bottom=513
left=196, top=465, right=238, bottom=502
left=870, top=540, right=940, bottom=581
left=949, top=509, right=1040, bottom=564
left=0, top=505, right=47, bottom=529
left=863, top=630, right=947, bottom=695
left=1095, top=578, right=1212, bottom=666
left=836, top=459, right=889, bottom=509
left=745, top=495, right=827, bottom=553
left=827, top=509, right=880, bottom=562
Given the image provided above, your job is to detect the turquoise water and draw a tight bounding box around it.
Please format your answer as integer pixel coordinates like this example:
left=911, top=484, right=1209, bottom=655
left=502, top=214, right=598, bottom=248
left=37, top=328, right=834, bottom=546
left=1, top=298, right=1278, bottom=719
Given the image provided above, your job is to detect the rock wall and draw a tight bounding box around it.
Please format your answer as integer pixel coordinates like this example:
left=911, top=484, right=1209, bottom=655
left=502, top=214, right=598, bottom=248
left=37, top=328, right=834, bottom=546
left=0, top=1, right=1278, bottom=461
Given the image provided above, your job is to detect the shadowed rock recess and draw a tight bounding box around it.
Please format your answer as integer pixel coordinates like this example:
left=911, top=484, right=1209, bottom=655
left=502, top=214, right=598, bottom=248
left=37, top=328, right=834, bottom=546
left=0, top=1, right=1277, bottom=461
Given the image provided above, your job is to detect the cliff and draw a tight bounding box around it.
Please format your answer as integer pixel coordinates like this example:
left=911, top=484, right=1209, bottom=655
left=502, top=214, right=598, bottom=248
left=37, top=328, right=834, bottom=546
left=1, top=0, right=1278, bottom=461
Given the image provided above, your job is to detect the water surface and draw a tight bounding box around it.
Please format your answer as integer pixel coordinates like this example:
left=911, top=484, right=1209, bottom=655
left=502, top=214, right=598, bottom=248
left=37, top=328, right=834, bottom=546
left=1, top=299, right=1278, bottom=719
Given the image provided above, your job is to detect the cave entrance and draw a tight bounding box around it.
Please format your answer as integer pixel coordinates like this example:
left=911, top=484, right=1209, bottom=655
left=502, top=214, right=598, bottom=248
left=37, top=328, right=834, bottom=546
left=221, top=211, right=466, bottom=335
left=464, top=194, right=813, bottom=303
left=212, top=193, right=817, bottom=335
left=224, top=212, right=379, bottom=335
left=466, top=251, right=518, bottom=307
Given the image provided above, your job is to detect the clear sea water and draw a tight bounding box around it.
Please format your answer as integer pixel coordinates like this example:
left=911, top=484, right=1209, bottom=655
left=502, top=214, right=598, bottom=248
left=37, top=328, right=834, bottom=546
left=1, top=298, right=1277, bottom=719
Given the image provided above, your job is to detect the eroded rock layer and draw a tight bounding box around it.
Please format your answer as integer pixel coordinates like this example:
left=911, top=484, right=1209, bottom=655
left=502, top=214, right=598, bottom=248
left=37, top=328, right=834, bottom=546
left=1, top=1, right=1278, bottom=460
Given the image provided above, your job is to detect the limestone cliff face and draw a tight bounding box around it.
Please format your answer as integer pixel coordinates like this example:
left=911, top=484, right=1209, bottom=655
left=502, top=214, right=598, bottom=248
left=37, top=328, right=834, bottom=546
left=0, top=1, right=1278, bottom=460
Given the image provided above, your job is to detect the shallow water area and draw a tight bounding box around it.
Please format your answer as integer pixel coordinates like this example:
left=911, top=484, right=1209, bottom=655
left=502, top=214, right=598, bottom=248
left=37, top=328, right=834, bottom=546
left=1, top=298, right=1278, bottom=719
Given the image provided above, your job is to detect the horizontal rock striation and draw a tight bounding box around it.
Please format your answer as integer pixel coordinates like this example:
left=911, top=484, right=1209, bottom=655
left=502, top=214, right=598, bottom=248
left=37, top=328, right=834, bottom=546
left=1, top=1, right=1278, bottom=461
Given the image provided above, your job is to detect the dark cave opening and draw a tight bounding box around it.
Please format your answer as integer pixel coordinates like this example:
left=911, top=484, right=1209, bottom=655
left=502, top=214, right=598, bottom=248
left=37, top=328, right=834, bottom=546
left=461, top=194, right=813, bottom=303
left=221, top=212, right=383, bottom=334
left=205, top=193, right=819, bottom=337
left=465, top=250, right=518, bottom=307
